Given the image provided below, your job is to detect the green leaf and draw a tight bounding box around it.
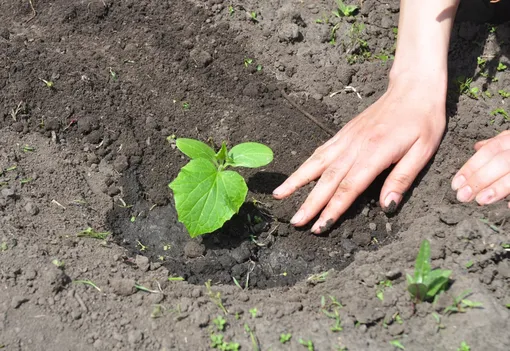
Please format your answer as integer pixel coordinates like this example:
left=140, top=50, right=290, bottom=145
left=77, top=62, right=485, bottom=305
left=228, top=142, right=273, bottom=168
left=423, top=269, right=451, bottom=298
left=169, top=159, right=247, bottom=236
left=414, top=240, right=431, bottom=283
left=216, top=141, right=229, bottom=164
left=408, top=283, right=428, bottom=301
left=389, top=340, right=405, bottom=350
left=175, top=138, right=216, bottom=160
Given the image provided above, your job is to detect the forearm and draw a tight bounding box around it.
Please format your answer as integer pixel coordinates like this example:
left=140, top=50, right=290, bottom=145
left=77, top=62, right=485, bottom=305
left=389, top=0, right=460, bottom=92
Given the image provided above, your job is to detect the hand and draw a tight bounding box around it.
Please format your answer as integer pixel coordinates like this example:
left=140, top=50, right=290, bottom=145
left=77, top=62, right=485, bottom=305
left=273, top=81, right=447, bottom=234
left=452, top=130, right=510, bottom=208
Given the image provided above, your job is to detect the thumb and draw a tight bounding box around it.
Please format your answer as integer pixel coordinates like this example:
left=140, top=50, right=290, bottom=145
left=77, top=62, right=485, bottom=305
left=475, top=131, right=510, bottom=151
left=380, top=143, right=434, bottom=212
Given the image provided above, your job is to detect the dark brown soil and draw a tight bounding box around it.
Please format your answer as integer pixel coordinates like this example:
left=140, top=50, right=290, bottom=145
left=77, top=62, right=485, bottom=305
left=1, top=0, right=510, bottom=350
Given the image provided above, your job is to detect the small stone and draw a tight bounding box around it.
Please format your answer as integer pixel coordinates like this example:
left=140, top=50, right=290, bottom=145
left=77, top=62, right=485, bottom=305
left=497, top=261, right=510, bottom=279
left=388, top=323, right=404, bottom=336
left=135, top=255, right=150, bottom=272
left=127, top=330, right=143, bottom=345
left=71, top=311, right=82, bottom=320
left=368, top=223, right=377, bottom=231
left=1, top=188, right=15, bottom=198
left=191, top=288, right=202, bottom=298
left=352, top=231, right=371, bottom=246
left=361, top=207, right=370, bottom=217
left=111, top=278, right=136, bottom=296
left=385, top=223, right=392, bottom=233
left=107, top=185, right=121, bottom=197
left=25, top=202, right=39, bottom=216
left=230, top=242, right=252, bottom=263
left=11, top=296, right=28, bottom=309
left=278, top=23, right=300, bottom=42
left=184, top=241, right=206, bottom=259
left=384, top=270, right=402, bottom=280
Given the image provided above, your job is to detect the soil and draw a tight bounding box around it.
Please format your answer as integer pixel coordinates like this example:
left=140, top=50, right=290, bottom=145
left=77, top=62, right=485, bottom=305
left=1, top=0, right=510, bottom=350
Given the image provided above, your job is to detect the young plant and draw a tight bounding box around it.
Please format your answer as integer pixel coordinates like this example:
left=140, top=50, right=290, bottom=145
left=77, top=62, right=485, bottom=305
left=332, top=0, right=358, bottom=17
left=77, top=227, right=110, bottom=240
left=490, top=107, right=509, bottom=120
left=389, top=340, right=405, bottom=350
left=497, top=62, right=507, bottom=71
left=477, top=56, right=487, bottom=69
left=457, top=341, right=471, bottom=351
left=299, top=339, right=315, bottom=351
left=249, top=307, right=258, bottom=318
left=39, top=78, right=54, bottom=88
left=169, top=138, right=273, bottom=237
left=443, top=290, right=483, bottom=315
left=406, top=239, right=452, bottom=302
left=320, top=296, right=343, bottom=332
left=280, top=333, right=292, bottom=344
left=213, top=315, right=227, bottom=331
left=498, top=89, right=510, bottom=98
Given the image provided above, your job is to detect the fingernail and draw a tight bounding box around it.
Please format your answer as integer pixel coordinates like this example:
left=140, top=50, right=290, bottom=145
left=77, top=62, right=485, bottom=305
left=451, top=175, right=466, bottom=191
left=457, top=185, right=472, bottom=202
left=310, top=221, right=320, bottom=234
left=476, top=188, right=495, bottom=205
left=290, top=209, right=305, bottom=225
left=273, top=185, right=285, bottom=197
left=383, top=192, right=402, bottom=213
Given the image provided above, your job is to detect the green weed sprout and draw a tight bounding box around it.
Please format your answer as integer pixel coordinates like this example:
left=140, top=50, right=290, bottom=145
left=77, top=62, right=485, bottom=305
left=169, top=138, right=273, bottom=237
left=332, top=0, right=358, bottom=17
left=280, top=333, right=292, bottom=344
left=406, top=239, right=452, bottom=302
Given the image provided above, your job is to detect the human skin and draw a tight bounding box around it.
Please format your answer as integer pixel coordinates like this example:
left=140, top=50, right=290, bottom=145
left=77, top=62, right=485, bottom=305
left=273, top=0, right=510, bottom=234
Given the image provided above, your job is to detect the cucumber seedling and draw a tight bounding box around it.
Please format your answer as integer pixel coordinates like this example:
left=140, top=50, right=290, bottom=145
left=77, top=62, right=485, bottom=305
left=169, top=138, right=273, bottom=237
left=406, top=239, right=452, bottom=302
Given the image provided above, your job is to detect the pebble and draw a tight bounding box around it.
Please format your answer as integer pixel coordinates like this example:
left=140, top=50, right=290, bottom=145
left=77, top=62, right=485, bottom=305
left=135, top=255, right=150, bottom=272
left=385, top=223, right=392, bottom=233
left=1, top=188, right=15, bottom=198
left=368, top=222, right=377, bottom=231
left=184, top=241, right=206, bottom=259
left=25, top=202, right=39, bottom=216
left=111, top=278, right=136, bottom=296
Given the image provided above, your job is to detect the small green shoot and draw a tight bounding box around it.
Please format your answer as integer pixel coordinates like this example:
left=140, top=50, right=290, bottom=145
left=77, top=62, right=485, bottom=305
left=498, top=90, right=510, bottom=98
left=151, top=304, right=164, bottom=318
left=390, top=340, right=405, bottom=350
left=210, top=334, right=240, bottom=351
left=244, top=324, right=260, bottom=351
left=228, top=5, right=234, bottom=16
left=256, top=64, right=263, bottom=71
left=502, top=243, right=510, bottom=249
left=52, top=259, right=65, bottom=268
left=456, top=76, right=479, bottom=99
left=20, top=178, right=32, bottom=185
left=376, top=280, right=393, bottom=301
left=213, top=315, right=227, bottom=331
left=182, top=102, right=190, bottom=110
left=39, top=78, right=54, bottom=88
left=497, top=62, right=507, bottom=71
left=299, top=339, right=315, bottom=351
left=444, top=290, right=483, bottom=315
left=168, top=276, right=185, bottom=281
left=477, top=56, right=487, bottom=69
left=22, top=145, right=35, bottom=152
left=431, top=312, right=445, bottom=332
left=249, top=307, right=258, bottom=318
left=329, top=23, right=340, bottom=45
left=73, top=279, right=101, bottom=292
left=249, top=11, right=258, bottom=22
left=485, top=91, right=493, bottom=98
left=465, top=260, right=474, bottom=269
left=206, top=280, right=228, bottom=315
left=77, top=227, right=110, bottom=240
left=406, top=239, right=452, bottom=302
left=332, top=0, right=358, bottom=17
left=457, top=341, right=471, bottom=351
left=488, top=25, right=497, bottom=33
left=135, top=284, right=159, bottom=294
left=307, top=271, right=328, bottom=284
left=136, top=240, right=147, bottom=251
left=109, top=67, right=118, bottom=81
left=320, top=296, right=343, bottom=332
left=244, top=58, right=253, bottom=67
left=490, top=108, right=509, bottom=120
left=169, top=139, right=273, bottom=237
left=280, top=333, right=292, bottom=344
left=1, top=242, right=8, bottom=251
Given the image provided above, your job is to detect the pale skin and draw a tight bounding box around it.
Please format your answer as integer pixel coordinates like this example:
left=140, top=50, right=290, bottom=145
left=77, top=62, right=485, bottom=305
left=273, top=0, right=510, bottom=234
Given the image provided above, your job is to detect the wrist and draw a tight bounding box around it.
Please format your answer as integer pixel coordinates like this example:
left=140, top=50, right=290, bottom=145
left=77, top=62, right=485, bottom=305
left=388, top=64, right=448, bottom=100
